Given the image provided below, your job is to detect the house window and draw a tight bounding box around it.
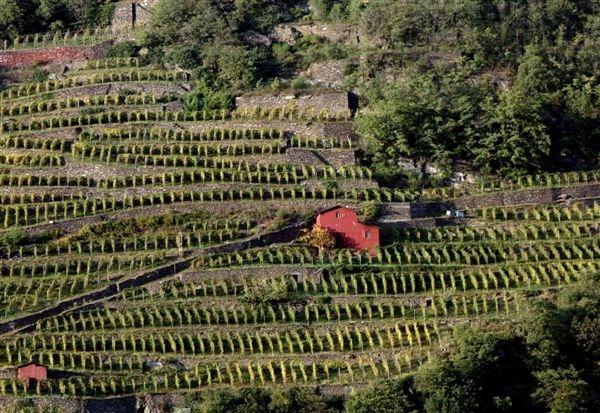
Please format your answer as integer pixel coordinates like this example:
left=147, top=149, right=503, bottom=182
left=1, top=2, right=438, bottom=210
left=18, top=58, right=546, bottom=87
left=336, top=212, right=345, bottom=219
left=364, top=230, right=371, bottom=239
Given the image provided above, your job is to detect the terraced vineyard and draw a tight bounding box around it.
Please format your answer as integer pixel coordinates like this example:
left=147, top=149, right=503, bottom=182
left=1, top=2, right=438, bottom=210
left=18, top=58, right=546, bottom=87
left=0, top=58, right=599, bottom=399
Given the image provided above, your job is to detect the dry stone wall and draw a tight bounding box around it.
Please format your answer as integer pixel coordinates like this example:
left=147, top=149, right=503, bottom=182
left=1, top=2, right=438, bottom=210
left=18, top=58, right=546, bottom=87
left=318, top=149, right=356, bottom=168
left=303, top=60, right=347, bottom=87
left=272, top=23, right=359, bottom=45
left=452, top=182, right=600, bottom=209
left=236, top=90, right=351, bottom=113
left=112, top=0, right=158, bottom=29
left=52, top=81, right=193, bottom=100
left=0, top=41, right=112, bottom=68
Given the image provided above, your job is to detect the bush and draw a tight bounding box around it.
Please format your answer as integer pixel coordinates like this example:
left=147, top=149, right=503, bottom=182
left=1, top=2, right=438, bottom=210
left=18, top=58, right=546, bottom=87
left=299, top=225, right=336, bottom=251
left=31, top=67, right=49, bottom=83
left=345, top=377, right=419, bottom=413
left=240, top=278, right=289, bottom=305
left=360, top=201, right=381, bottom=223
left=183, top=77, right=232, bottom=112
left=291, top=77, right=309, bottom=89
left=166, top=45, right=201, bottom=69
left=0, top=229, right=27, bottom=250
left=106, top=41, right=139, bottom=58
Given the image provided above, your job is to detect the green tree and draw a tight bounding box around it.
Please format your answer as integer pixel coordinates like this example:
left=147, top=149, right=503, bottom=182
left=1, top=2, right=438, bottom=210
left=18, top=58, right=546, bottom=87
left=475, top=89, right=550, bottom=176
left=533, top=368, right=596, bottom=413
left=414, top=327, right=535, bottom=413
left=0, top=0, right=25, bottom=40
left=345, top=378, right=419, bottom=413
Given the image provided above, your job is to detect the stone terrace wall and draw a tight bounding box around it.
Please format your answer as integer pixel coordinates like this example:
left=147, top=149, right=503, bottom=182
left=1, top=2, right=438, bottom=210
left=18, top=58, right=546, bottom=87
left=319, top=149, right=356, bottom=168
left=0, top=41, right=111, bottom=68
left=112, top=0, right=158, bottom=29
left=236, top=90, right=351, bottom=113
left=272, top=23, right=359, bottom=45
left=452, top=182, right=600, bottom=209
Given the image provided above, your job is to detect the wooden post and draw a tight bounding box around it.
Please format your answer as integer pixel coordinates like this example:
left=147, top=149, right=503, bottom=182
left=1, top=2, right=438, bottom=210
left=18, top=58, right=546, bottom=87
left=132, top=2, right=137, bottom=28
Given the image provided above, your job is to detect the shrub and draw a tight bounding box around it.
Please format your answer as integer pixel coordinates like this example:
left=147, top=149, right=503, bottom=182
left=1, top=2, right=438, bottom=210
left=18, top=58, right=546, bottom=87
left=345, top=377, right=419, bottom=413
left=360, top=201, right=381, bottom=223
left=31, top=67, right=49, bottom=83
left=106, top=41, right=139, bottom=58
left=240, top=278, right=289, bottom=305
left=166, top=45, right=201, bottom=69
left=184, top=80, right=232, bottom=113
left=291, top=77, right=309, bottom=89
left=0, top=228, right=27, bottom=250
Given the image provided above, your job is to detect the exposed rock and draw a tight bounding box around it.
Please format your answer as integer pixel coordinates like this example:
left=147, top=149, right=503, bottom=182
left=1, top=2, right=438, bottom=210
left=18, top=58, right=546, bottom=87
left=303, top=60, right=346, bottom=87
left=243, top=30, right=273, bottom=47
left=272, top=23, right=359, bottom=45
left=450, top=171, right=480, bottom=188
left=143, top=360, right=164, bottom=371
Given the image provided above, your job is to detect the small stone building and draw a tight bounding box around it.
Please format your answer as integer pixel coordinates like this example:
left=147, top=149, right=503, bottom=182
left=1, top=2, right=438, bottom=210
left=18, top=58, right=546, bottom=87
left=316, top=206, right=380, bottom=252
left=17, top=362, right=47, bottom=388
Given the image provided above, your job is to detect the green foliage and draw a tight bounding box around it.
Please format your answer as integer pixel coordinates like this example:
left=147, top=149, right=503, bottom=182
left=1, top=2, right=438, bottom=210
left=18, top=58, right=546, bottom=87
left=184, top=77, right=232, bottom=113
left=230, top=0, right=290, bottom=33
left=196, top=387, right=342, bottom=413
left=345, top=377, right=419, bottom=413
left=356, top=1, right=600, bottom=180
left=31, top=67, right=49, bottom=83
left=414, top=327, right=535, bottom=413
left=240, top=278, right=289, bottom=305
left=0, top=229, right=27, bottom=250
left=475, top=89, right=550, bottom=177
left=520, top=273, right=600, bottom=373
left=359, top=201, right=381, bottom=223
left=309, top=0, right=364, bottom=22
left=533, top=368, right=595, bottom=413
left=0, top=0, right=114, bottom=40
left=290, top=77, right=309, bottom=89
left=0, top=0, right=25, bottom=39
left=106, top=41, right=139, bottom=59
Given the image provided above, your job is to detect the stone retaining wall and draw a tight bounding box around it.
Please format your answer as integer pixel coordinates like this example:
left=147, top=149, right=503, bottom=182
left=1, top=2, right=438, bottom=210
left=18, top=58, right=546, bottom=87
left=272, top=23, right=358, bottom=45
left=379, top=183, right=600, bottom=223
left=187, top=120, right=355, bottom=140
left=452, top=183, right=600, bottom=209
left=318, top=149, right=356, bottom=168
left=55, top=82, right=191, bottom=100
left=0, top=42, right=112, bottom=68
left=236, top=90, right=351, bottom=113
left=112, top=0, right=158, bottom=29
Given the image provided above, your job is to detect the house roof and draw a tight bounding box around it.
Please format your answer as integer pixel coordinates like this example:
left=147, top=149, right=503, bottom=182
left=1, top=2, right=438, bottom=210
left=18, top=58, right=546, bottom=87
left=316, top=205, right=380, bottom=228
left=316, top=205, right=356, bottom=215
left=17, top=362, right=45, bottom=368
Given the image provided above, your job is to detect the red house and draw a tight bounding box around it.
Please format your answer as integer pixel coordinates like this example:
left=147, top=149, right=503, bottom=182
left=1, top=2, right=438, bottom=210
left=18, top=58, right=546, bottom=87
left=316, top=206, right=380, bottom=252
left=17, top=362, right=47, bottom=388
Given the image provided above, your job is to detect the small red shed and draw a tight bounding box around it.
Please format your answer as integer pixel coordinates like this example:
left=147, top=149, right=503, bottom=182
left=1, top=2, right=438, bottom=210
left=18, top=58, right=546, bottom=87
left=316, top=206, right=380, bottom=251
left=17, top=362, right=47, bottom=388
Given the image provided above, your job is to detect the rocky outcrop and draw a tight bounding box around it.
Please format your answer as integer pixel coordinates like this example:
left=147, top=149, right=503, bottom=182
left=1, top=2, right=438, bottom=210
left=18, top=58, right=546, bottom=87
left=303, top=60, right=347, bottom=87
left=272, top=23, right=359, bottom=45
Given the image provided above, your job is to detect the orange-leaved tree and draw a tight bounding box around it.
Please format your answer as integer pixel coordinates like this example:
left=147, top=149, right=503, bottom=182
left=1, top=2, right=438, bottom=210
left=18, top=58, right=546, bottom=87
left=300, top=225, right=336, bottom=251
